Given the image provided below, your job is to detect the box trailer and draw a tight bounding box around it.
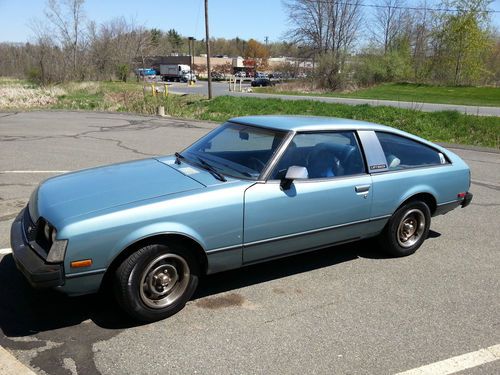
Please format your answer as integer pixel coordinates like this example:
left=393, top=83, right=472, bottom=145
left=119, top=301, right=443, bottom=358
left=160, top=64, right=192, bottom=82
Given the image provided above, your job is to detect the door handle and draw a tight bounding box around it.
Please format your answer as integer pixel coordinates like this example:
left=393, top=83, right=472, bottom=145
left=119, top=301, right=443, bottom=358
left=355, top=185, right=370, bottom=193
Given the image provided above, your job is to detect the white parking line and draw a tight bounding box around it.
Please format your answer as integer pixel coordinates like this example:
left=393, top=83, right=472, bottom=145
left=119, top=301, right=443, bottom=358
left=0, top=171, right=70, bottom=174
left=395, top=344, right=500, bottom=375
left=0, top=346, right=37, bottom=375
left=0, top=248, right=12, bottom=255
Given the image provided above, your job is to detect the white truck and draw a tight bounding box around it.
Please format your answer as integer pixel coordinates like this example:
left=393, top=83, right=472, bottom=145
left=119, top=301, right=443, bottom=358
left=159, top=64, right=196, bottom=82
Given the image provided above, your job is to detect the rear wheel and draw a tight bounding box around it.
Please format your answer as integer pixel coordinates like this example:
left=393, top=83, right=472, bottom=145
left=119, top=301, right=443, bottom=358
left=379, top=200, right=431, bottom=257
left=114, top=243, right=199, bottom=322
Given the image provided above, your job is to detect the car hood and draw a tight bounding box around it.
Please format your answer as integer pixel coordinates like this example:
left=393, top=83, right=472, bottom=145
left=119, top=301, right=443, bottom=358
left=30, top=158, right=204, bottom=225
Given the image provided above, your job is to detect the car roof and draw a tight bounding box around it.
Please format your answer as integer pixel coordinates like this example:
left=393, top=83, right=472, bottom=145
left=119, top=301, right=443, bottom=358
left=228, top=115, right=395, bottom=132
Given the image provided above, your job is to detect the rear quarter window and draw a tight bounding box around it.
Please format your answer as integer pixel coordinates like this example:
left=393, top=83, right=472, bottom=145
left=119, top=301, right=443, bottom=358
left=375, top=132, right=448, bottom=170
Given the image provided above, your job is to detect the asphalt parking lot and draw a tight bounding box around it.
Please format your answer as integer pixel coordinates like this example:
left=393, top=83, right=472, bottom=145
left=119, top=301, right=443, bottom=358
left=0, top=111, right=499, bottom=375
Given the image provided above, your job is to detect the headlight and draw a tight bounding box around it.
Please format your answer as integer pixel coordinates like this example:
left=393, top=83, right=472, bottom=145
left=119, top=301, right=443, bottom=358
left=46, top=239, right=68, bottom=263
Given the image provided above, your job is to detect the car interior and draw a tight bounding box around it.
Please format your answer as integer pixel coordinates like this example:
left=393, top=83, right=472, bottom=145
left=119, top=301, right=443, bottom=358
left=271, top=139, right=365, bottom=180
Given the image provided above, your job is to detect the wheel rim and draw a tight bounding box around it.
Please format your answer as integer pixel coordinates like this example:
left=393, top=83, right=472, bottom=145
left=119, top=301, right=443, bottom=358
left=397, top=208, right=425, bottom=248
left=139, top=253, right=190, bottom=309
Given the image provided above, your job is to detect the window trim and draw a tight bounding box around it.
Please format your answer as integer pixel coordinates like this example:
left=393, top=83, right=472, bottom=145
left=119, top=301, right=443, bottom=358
left=264, top=129, right=368, bottom=182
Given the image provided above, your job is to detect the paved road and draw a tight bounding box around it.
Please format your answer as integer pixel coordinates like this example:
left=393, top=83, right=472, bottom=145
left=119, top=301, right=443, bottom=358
left=169, top=81, right=500, bottom=116
left=0, top=112, right=499, bottom=375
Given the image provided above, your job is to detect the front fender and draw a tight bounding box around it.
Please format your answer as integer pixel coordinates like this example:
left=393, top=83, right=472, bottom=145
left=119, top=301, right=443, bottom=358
left=108, top=222, right=207, bottom=265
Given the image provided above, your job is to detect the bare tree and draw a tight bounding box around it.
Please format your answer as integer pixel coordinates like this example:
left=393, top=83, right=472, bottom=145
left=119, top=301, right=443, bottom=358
left=284, top=0, right=363, bottom=88
left=411, top=1, right=432, bottom=81
left=371, top=0, right=410, bottom=54
left=284, top=0, right=363, bottom=56
left=45, top=0, right=85, bottom=78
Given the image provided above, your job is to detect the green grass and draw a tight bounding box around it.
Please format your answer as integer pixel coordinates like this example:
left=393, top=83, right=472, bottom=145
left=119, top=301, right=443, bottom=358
left=0, top=77, right=32, bottom=86
left=254, top=83, right=500, bottom=107
left=1, top=79, right=498, bottom=148
left=191, top=96, right=500, bottom=148
left=53, top=90, right=105, bottom=110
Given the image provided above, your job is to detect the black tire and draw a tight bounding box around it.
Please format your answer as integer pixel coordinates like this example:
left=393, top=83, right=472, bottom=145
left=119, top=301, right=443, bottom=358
left=114, top=243, right=199, bottom=322
left=378, top=200, right=431, bottom=257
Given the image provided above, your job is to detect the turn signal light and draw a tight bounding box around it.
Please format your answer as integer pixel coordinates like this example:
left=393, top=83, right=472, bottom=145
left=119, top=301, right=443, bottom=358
left=70, top=259, right=92, bottom=268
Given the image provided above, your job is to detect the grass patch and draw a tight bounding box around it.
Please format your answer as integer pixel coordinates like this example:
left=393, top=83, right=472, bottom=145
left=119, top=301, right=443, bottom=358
left=190, top=96, right=500, bottom=148
left=254, top=82, right=500, bottom=107
left=0, top=79, right=498, bottom=148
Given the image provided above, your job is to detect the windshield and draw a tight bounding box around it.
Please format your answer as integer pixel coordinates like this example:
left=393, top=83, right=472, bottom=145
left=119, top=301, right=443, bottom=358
left=182, top=122, right=287, bottom=180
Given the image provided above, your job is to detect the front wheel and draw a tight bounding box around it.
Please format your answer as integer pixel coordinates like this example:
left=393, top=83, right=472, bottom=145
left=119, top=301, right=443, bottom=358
left=379, top=200, right=431, bottom=257
left=114, top=243, right=199, bottom=322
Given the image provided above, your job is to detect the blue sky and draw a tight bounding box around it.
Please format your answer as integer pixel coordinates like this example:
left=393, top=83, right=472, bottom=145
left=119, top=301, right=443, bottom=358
left=0, top=0, right=499, bottom=44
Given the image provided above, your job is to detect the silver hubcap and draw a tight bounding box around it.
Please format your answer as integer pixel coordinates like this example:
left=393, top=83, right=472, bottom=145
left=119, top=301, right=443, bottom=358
left=139, top=253, right=190, bottom=309
left=397, top=209, right=425, bottom=248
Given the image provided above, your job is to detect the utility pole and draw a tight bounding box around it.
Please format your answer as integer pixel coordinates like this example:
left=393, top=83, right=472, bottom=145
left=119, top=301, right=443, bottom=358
left=188, top=36, right=195, bottom=84
left=265, top=36, right=269, bottom=46
left=204, top=0, right=212, bottom=99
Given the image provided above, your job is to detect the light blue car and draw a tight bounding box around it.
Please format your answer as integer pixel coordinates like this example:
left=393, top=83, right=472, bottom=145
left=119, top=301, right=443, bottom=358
left=11, top=116, right=473, bottom=322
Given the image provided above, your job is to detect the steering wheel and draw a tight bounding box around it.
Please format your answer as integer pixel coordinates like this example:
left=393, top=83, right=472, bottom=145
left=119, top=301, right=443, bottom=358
left=248, top=157, right=266, bottom=173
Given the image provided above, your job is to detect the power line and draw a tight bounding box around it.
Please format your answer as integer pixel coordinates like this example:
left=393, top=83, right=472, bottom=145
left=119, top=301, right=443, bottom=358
left=310, top=0, right=500, bottom=13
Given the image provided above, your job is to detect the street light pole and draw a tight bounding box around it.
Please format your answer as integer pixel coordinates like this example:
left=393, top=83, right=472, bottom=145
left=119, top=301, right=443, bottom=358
left=204, top=0, right=212, bottom=99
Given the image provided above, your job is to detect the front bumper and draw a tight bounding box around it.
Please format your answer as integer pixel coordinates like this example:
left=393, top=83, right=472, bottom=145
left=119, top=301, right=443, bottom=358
left=10, top=209, right=64, bottom=288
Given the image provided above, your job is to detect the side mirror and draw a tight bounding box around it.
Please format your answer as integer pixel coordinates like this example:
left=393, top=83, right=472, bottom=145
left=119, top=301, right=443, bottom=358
left=280, top=166, right=308, bottom=190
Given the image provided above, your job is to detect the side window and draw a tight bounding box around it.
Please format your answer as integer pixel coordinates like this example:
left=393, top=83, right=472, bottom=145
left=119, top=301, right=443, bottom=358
left=375, top=132, right=447, bottom=170
left=271, top=131, right=365, bottom=179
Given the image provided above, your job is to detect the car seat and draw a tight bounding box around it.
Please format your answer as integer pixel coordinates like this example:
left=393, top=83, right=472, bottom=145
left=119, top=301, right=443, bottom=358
left=307, top=144, right=340, bottom=178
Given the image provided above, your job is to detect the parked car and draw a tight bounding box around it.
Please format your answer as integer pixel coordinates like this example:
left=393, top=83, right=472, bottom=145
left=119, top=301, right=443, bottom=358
left=135, top=68, right=157, bottom=81
left=235, top=71, right=246, bottom=78
left=251, top=78, right=275, bottom=87
left=11, top=116, right=472, bottom=322
left=211, top=72, right=225, bottom=80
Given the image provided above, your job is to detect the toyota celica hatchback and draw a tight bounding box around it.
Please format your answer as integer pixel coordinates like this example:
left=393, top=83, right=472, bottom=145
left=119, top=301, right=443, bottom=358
left=11, top=116, right=472, bottom=322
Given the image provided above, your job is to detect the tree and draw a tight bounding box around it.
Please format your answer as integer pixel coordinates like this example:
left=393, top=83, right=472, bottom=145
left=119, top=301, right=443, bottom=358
left=284, top=0, right=364, bottom=88
left=431, top=0, right=493, bottom=85
left=411, top=1, right=432, bottom=81
left=166, top=29, right=183, bottom=53
left=245, top=39, right=269, bottom=58
left=44, top=0, right=85, bottom=78
left=372, top=0, right=409, bottom=54
left=150, top=28, right=162, bottom=48
left=485, top=36, right=500, bottom=85
left=244, top=39, right=270, bottom=70
left=284, top=0, right=363, bottom=55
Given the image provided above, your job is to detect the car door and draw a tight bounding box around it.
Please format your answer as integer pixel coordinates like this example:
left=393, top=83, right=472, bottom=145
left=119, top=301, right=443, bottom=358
left=243, top=131, right=373, bottom=264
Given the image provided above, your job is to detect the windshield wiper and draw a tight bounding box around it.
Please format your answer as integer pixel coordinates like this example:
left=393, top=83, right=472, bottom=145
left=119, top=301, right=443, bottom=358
left=196, top=157, right=227, bottom=182
left=174, top=152, right=184, bottom=165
